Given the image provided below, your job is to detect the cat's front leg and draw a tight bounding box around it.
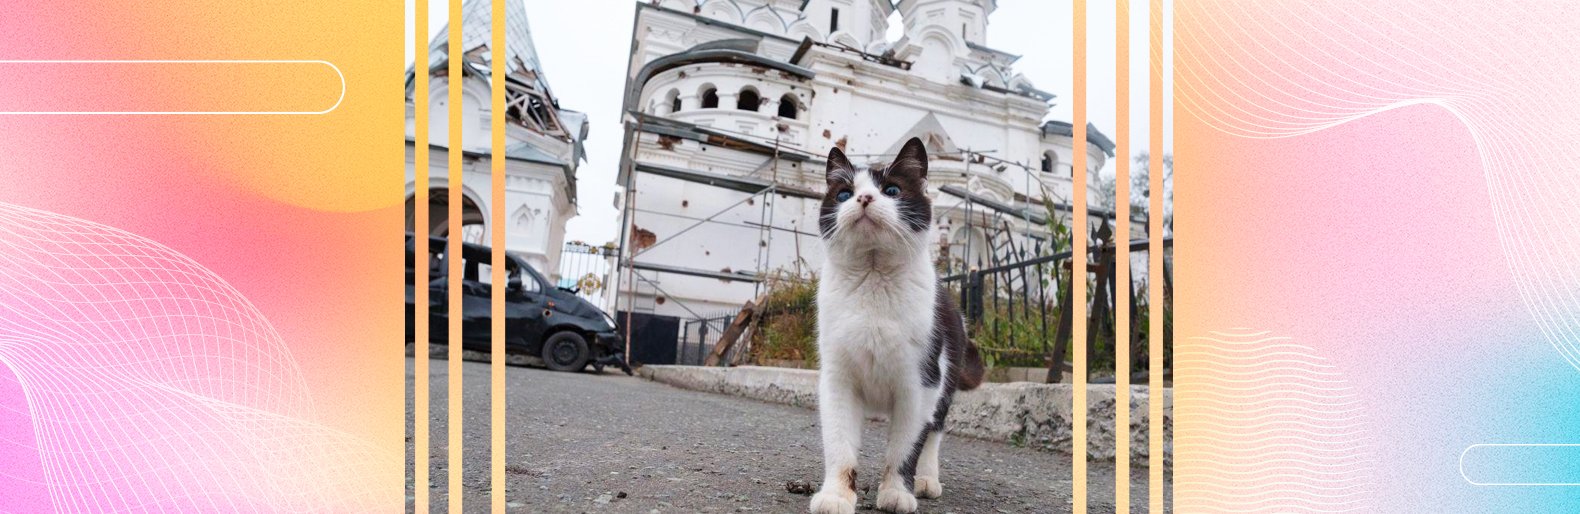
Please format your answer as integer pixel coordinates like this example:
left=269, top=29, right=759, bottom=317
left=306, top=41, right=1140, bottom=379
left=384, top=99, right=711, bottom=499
left=876, top=390, right=929, bottom=513
left=811, top=371, right=862, bottom=514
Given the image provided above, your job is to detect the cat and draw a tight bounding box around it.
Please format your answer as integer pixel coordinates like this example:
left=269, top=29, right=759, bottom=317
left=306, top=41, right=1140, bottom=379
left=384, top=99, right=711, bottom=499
left=810, top=137, right=984, bottom=514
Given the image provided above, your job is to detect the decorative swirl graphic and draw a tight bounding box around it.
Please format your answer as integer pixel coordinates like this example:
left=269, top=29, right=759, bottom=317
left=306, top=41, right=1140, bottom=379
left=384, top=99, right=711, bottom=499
left=1175, top=329, right=1376, bottom=512
left=1176, top=0, right=1580, bottom=373
left=0, top=202, right=391, bottom=512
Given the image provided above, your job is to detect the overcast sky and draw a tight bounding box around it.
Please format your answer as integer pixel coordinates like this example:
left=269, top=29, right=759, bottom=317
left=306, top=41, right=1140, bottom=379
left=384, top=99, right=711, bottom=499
left=405, top=0, right=1173, bottom=246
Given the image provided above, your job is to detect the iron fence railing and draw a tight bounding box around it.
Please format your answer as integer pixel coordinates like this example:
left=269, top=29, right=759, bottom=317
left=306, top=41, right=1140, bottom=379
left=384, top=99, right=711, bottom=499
left=677, top=310, right=739, bottom=366
left=558, top=241, right=616, bottom=305
left=941, top=229, right=1173, bottom=383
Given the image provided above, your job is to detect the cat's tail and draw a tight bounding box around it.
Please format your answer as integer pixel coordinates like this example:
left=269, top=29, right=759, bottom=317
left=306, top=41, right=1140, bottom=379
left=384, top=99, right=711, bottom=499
left=954, top=340, right=986, bottom=391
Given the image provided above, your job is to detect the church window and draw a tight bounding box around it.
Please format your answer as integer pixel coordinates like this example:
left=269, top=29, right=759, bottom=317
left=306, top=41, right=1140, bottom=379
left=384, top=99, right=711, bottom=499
left=737, top=88, right=761, bottom=111
left=777, top=94, right=798, bottom=119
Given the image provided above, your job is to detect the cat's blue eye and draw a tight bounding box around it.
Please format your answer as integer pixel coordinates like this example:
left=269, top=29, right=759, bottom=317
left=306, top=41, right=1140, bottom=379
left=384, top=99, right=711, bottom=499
left=835, top=190, right=853, bottom=202
left=882, top=185, right=901, bottom=197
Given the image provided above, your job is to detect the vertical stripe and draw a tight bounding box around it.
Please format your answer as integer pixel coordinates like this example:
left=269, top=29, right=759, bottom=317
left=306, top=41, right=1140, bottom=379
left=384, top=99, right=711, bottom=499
left=1114, top=0, right=1132, bottom=512
left=412, top=0, right=430, bottom=511
left=489, top=0, right=507, bottom=512
left=447, top=0, right=464, bottom=510
left=1072, top=1, right=1089, bottom=512
left=1148, top=0, right=1167, bottom=511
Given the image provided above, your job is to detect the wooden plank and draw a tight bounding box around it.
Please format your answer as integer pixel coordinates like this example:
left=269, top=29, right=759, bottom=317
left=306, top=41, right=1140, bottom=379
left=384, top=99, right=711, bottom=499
left=704, top=298, right=759, bottom=366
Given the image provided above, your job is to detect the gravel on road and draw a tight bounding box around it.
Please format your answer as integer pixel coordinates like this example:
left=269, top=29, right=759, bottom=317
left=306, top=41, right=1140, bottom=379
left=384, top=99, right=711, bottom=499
left=406, top=357, right=1164, bottom=513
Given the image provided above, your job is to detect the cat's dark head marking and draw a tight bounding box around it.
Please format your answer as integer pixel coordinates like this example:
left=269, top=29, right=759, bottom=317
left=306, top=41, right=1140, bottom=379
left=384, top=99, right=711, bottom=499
left=819, top=137, right=932, bottom=239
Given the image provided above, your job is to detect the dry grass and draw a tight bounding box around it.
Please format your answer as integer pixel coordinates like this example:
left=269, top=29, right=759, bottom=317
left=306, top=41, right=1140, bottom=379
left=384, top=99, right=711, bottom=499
left=748, top=274, right=819, bottom=366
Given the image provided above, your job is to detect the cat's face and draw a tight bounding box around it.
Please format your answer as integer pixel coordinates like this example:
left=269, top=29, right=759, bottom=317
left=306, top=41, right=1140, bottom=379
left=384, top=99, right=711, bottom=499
left=819, top=137, right=932, bottom=243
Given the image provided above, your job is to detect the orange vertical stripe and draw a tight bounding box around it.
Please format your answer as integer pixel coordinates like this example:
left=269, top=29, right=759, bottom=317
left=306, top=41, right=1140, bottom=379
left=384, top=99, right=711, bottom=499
left=1072, top=1, right=1089, bottom=512
left=1114, top=0, right=1131, bottom=512
left=447, top=0, right=464, bottom=511
left=1148, top=0, right=1167, bottom=511
left=489, top=0, right=507, bottom=511
left=412, top=0, right=430, bottom=512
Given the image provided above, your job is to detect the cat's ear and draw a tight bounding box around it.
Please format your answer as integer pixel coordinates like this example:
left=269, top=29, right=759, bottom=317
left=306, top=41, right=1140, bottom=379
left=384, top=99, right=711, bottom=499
left=826, top=146, right=854, bottom=184
left=891, top=137, right=929, bottom=180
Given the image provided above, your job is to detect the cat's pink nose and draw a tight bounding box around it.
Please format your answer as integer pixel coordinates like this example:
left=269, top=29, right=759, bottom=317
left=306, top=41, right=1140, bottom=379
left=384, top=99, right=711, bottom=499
left=857, top=193, right=874, bottom=206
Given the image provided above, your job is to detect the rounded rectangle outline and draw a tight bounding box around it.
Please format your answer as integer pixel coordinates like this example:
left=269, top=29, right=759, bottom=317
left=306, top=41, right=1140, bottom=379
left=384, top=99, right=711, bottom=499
left=1459, top=443, right=1580, bottom=486
left=0, top=60, right=344, bottom=115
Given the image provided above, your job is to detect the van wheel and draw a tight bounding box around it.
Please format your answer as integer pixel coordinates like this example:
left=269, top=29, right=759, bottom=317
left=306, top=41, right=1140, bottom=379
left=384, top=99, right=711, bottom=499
left=541, top=332, right=590, bottom=372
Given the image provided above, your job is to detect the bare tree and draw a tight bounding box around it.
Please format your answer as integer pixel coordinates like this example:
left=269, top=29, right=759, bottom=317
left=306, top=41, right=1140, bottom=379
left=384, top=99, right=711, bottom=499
left=1131, top=152, right=1173, bottom=235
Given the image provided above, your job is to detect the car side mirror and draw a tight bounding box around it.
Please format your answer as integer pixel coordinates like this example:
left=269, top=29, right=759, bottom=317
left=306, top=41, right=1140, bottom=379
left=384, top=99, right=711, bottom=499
left=508, top=275, right=524, bottom=292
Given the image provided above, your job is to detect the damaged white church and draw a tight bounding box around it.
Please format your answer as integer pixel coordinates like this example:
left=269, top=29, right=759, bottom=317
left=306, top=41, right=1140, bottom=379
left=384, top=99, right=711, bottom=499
left=612, top=0, right=1115, bottom=319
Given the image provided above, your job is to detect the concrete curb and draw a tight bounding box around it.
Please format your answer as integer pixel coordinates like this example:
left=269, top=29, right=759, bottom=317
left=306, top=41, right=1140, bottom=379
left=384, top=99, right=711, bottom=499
left=638, top=365, right=1172, bottom=465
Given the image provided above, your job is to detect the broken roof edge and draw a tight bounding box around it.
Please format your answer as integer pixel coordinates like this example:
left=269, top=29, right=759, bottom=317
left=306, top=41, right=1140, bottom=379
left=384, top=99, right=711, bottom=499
left=966, top=41, right=1022, bottom=63
left=628, top=111, right=825, bottom=162
left=938, top=184, right=1120, bottom=223
left=633, top=161, right=823, bottom=200
left=615, top=111, right=830, bottom=192
left=1040, top=120, right=1116, bottom=157
left=964, top=75, right=1055, bottom=103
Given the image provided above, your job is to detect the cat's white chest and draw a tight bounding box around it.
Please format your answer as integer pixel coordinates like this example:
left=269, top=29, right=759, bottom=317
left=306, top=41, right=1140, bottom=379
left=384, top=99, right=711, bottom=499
left=818, top=275, right=935, bottom=406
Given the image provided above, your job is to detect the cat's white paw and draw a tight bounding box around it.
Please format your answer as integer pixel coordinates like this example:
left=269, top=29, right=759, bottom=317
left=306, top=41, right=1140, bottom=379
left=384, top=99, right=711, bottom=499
left=875, top=486, right=918, bottom=513
left=913, top=475, right=943, bottom=499
left=809, top=490, right=856, bottom=514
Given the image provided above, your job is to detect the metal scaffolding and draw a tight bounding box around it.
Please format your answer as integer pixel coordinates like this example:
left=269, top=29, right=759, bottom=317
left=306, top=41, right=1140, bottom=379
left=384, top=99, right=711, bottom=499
left=612, top=111, right=815, bottom=346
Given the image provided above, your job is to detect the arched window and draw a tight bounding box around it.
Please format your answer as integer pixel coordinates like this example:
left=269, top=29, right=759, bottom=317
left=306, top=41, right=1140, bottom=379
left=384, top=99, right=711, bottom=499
left=701, top=87, right=719, bottom=109
left=666, top=89, right=681, bottom=114
left=777, top=94, right=798, bottom=119
left=737, top=88, right=760, bottom=111
left=1040, top=151, right=1057, bottom=173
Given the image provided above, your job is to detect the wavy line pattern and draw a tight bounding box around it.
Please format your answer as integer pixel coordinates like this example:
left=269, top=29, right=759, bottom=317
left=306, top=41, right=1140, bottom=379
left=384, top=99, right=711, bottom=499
left=1175, top=330, right=1376, bottom=512
left=1176, top=0, right=1580, bottom=373
left=0, top=203, right=393, bottom=512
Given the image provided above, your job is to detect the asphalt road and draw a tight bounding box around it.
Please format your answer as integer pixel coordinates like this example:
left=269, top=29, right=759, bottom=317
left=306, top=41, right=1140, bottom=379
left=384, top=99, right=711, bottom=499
left=406, top=357, right=1165, bottom=513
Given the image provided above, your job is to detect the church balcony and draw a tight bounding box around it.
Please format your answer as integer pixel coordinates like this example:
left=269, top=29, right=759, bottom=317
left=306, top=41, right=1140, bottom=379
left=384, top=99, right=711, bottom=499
left=637, top=58, right=815, bottom=151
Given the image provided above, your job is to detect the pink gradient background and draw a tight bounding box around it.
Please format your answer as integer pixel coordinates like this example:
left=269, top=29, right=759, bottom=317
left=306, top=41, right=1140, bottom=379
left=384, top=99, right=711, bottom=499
left=1175, top=1, right=1580, bottom=511
left=0, top=1, right=404, bottom=510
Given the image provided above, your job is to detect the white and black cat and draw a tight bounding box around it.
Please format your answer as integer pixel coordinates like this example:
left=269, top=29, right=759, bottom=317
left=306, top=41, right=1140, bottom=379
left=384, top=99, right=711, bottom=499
left=810, top=137, right=984, bottom=514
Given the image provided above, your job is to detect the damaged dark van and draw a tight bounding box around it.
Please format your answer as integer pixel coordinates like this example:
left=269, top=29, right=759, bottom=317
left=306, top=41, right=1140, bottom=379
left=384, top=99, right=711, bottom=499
left=405, top=234, right=629, bottom=374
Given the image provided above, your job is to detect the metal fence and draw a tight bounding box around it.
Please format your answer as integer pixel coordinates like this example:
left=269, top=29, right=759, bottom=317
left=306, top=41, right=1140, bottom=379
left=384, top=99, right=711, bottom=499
left=558, top=241, right=615, bottom=305
left=942, top=223, right=1173, bottom=383
left=654, top=224, right=1173, bottom=385
left=676, top=310, right=740, bottom=366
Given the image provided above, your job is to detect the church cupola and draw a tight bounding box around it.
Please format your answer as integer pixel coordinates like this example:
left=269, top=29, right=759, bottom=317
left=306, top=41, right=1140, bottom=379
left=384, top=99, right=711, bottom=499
left=893, top=0, right=995, bottom=81
left=800, top=0, right=895, bottom=49
left=897, top=0, right=995, bottom=47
